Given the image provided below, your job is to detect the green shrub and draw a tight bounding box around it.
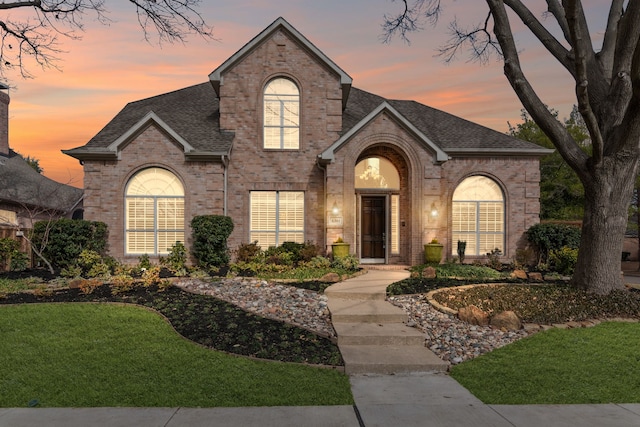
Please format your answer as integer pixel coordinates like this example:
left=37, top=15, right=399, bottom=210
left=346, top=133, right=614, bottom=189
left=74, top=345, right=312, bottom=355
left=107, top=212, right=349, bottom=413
left=526, top=223, right=581, bottom=266
left=0, top=237, right=28, bottom=271
left=32, top=219, right=108, bottom=269
left=485, top=248, right=503, bottom=271
left=235, top=241, right=262, bottom=263
left=160, top=241, right=188, bottom=276
left=191, top=215, right=234, bottom=270
left=305, top=255, right=332, bottom=269
left=330, top=254, right=359, bottom=271
left=548, top=246, right=578, bottom=276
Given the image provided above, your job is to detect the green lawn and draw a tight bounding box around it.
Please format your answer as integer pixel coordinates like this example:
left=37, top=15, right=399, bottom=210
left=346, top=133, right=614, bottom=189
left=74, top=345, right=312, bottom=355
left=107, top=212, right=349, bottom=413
left=451, top=322, right=640, bottom=404
left=0, top=303, right=353, bottom=407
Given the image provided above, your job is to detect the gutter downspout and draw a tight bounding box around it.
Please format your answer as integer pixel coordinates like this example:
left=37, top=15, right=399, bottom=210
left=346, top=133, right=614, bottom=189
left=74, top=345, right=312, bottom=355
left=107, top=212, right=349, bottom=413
left=222, top=154, right=229, bottom=216
left=316, top=157, right=328, bottom=254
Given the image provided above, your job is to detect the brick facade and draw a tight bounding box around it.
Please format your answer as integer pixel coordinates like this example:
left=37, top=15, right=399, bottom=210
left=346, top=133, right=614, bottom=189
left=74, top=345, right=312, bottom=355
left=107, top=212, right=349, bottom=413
left=74, top=18, right=545, bottom=266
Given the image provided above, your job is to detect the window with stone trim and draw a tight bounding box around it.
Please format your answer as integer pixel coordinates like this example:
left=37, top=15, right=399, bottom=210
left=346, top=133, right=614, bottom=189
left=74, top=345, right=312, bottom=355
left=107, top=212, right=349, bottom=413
left=125, top=167, right=184, bottom=255
left=250, top=191, right=304, bottom=248
left=263, top=78, right=300, bottom=149
left=452, top=176, right=504, bottom=256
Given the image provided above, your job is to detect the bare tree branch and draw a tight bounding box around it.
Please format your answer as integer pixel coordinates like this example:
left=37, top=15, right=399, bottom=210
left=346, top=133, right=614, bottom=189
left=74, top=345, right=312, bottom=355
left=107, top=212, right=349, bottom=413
left=0, top=0, right=212, bottom=80
left=564, top=0, right=604, bottom=166
left=545, top=0, right=571, bottom=44
left=504, top=0, right=572, bottom=72
left=487, top=0, right=589, bottom=179
left=381, top=0, right=442, bottom=44
left=598, top=0, right=625, bottom=80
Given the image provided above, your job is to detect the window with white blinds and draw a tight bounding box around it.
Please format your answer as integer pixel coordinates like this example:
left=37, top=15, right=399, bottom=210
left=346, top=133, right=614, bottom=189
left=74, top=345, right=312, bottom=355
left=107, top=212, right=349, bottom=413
left=250, top=191, right=304, bottom=248
left=125, top=168, right=184, bottom=255
left=264, top=78, right=300, bottom=149
left=391, top=195, right=399, bottom=254
left=452, top=176, right=504, bottom=256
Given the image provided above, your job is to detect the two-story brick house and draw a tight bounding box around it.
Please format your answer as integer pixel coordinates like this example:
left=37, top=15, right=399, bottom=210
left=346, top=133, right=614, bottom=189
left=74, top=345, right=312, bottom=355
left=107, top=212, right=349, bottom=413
left=64, top=17, right=550, bottom=266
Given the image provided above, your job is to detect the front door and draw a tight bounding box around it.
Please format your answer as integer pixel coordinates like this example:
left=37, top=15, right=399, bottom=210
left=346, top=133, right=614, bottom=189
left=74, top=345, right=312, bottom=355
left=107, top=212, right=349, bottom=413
left=361, top=196, right=386, bottom=260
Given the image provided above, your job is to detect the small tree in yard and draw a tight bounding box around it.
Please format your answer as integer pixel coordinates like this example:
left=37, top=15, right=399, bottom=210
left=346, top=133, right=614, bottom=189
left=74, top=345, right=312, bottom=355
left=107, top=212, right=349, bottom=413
left=384, top=1, right=640, bottom=294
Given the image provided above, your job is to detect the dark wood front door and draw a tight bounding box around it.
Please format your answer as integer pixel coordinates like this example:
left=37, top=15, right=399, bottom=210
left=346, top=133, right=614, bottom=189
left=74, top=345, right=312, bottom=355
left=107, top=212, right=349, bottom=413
left=361, top=196, right=386, bottom=259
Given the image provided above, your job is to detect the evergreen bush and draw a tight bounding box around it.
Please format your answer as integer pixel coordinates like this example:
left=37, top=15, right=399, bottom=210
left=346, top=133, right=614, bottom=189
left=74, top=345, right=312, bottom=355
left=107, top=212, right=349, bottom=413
left=191, top=215, right=234, bottom=270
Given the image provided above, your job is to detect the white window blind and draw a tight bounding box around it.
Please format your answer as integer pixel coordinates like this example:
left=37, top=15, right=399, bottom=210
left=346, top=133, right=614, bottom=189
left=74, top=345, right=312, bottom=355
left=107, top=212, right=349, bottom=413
left=125, top=168, right=184, bottom=255
left=391, top=195, right=399, bottom=254
left=250, top=191, right=304, bottom=248
left=452, top=176, right=504, bottom=256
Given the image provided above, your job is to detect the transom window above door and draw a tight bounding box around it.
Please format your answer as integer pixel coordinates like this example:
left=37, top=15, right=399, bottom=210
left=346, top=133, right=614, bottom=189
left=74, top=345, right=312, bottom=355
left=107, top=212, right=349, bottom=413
left=355, top=157, right=399, bottom=189
left=263, top=78, right=300, bottom=149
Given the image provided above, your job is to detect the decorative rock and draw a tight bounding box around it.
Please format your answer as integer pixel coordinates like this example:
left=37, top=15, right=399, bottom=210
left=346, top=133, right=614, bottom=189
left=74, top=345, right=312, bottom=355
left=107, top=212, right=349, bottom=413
left=422, top=266, right=437, bottom=279
left=490, top=311, right=522, bottom=331
left=458, top=305, right=489, bottom=326
left=528, top=272, right=543, bottom=281
left=319, top=272, right=341, bottom=283
left=510, top=269, right=528, bottom=280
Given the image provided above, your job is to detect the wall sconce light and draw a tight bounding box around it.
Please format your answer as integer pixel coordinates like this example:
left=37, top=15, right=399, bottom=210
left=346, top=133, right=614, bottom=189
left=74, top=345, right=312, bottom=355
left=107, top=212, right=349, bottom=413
left=430, top=202, right=438, bottom=217
left=332, top=202, right=339, bottom=215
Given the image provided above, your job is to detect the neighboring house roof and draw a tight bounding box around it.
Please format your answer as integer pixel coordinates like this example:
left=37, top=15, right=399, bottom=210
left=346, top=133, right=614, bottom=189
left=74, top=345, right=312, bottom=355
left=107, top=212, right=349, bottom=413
left=0, top=151, right=83, bottom=214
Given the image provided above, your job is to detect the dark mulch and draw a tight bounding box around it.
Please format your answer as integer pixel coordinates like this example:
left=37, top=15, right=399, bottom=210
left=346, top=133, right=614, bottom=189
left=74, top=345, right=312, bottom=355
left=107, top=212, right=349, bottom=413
left=0, top=283, right=343, bottom=366
left=0, top=268, right=59, bottom=282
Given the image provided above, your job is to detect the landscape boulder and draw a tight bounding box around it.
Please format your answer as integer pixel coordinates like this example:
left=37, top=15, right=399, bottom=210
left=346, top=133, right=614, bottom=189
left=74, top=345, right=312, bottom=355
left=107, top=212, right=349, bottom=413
left=510, top=269, right=528, bottom=280
left=528, top=272, right=543, bottom=282
left=458, top=305, right=489, bottom=326
left=421, top=266, right=437, bottom=279
left=319, top=272, right=341, bottom=283
left=491, top=310, right=522, bottom=331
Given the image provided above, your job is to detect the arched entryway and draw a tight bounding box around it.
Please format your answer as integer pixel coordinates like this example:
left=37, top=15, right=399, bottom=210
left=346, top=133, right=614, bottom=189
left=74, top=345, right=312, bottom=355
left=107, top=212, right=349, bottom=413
left=354, top=146, right=410, bottom=264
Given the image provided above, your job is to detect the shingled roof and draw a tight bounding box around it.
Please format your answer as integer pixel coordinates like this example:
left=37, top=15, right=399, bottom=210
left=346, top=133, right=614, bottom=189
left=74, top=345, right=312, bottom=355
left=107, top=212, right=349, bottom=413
left=0, top=151, right=83, bottom=213
left=65, top=83, right=548, bottom=162
left=63, top=83, right=234, bottom=161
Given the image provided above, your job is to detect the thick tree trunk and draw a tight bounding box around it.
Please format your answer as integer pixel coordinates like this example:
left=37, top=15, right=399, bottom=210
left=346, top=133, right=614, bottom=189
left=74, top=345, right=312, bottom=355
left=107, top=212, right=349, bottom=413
left=571, top=157, right=638, bottom=294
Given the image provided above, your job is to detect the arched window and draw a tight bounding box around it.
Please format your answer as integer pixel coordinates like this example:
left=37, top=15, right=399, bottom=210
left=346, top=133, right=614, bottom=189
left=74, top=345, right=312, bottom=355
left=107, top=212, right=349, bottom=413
left=452, top=176, right=504, bottom=256
left=263, top=78, right=299, bottom=149
left=125, top=168, right=184, bottom=255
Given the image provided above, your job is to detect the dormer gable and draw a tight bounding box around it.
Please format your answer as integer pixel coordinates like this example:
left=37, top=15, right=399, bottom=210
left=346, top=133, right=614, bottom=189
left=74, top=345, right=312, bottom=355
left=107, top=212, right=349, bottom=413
left=209, top=17, right=352, bottom=110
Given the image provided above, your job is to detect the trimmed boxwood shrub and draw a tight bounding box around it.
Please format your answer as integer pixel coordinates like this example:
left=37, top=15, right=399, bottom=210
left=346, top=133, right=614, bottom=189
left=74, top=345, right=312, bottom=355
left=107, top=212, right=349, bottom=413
left=191, top=215, right=234, bottom=270
left=32, top=219, right=108, bottom=269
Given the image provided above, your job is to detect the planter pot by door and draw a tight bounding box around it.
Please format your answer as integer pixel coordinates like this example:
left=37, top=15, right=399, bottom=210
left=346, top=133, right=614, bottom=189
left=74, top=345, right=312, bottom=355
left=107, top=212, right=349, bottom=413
left=332, top=243, right=350, bottom=259
left=424, top=243, right=443, bottom=264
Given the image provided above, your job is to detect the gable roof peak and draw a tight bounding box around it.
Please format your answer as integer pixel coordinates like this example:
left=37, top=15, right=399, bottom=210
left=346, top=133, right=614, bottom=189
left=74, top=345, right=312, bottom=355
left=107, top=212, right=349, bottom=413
left=209, top=17, right=352, bottom=108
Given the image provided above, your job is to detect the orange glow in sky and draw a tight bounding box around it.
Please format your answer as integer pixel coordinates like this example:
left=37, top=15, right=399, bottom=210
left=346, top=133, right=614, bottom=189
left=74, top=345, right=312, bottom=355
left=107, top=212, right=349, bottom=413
left=4, top=1, right=608, bottom=186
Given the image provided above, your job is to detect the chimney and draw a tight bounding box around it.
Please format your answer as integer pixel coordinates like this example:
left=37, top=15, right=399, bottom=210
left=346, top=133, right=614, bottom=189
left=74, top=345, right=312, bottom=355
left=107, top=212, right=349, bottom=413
left=0, top=84, right=9, bottom=157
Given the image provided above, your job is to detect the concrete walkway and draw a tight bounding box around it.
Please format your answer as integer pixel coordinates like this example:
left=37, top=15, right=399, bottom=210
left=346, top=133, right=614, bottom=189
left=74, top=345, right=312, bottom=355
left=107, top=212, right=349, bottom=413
left=2, top=268, right=640, bottom=426
left=325, top=268, right=448, bottom=374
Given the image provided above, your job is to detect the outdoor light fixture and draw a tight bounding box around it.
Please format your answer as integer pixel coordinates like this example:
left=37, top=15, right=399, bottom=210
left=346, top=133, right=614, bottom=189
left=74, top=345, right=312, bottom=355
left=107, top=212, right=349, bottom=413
left=430, top=202, right=438, bottom=217
left=332, top=202, right=339, bottom=215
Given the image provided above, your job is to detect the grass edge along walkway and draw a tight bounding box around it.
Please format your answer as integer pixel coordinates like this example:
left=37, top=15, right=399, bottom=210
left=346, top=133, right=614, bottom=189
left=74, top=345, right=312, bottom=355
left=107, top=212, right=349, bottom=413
left=451, top=321, right=640, bottom=405
left=0, top=303, right=353, bottom=408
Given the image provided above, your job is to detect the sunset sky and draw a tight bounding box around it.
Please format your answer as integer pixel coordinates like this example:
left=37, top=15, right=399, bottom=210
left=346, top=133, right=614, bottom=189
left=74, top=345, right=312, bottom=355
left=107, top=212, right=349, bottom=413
left=4, top=1, right=609, bottom=187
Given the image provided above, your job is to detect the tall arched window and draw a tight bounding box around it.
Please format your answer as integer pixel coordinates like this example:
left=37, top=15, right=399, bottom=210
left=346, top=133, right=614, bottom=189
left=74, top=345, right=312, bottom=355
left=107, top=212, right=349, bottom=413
left=452, top=176, right=504, bottom=256
left=125, top=168, right=184, bottom=255
left=263, top=78, right=299, bottom=149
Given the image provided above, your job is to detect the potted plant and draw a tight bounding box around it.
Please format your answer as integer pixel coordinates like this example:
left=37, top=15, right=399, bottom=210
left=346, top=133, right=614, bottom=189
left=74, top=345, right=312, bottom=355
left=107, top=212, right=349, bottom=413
left=424, top=238, right=443, bottom=264
left=331, top=237, right=350, bottom=259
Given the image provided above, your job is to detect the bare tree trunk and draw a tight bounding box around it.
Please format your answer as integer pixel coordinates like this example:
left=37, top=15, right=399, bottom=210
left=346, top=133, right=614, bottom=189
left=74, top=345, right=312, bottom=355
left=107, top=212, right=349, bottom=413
left=572, top=157, right=638, bottom=294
